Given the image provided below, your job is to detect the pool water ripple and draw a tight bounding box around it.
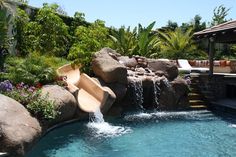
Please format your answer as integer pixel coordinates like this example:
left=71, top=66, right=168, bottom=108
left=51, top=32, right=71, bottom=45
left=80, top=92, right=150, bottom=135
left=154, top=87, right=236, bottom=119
left=27, top=110, right=236, bottom=157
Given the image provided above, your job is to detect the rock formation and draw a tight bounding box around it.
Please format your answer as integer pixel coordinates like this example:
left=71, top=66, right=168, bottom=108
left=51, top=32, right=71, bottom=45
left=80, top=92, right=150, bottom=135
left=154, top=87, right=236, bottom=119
left=41, top=85, right=78, bottom=126
left=0, top=94, right=42, bottom=157
left=92, top=48, right=190, bottom=113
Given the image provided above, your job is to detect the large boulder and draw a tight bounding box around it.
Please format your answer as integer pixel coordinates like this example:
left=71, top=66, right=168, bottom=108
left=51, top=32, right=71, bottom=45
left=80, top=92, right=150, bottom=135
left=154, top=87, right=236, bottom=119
left=41, top=85, right=77, bottom=125
left=0, top=94, right=41, bottom=157
left=92, top=48, right=128, bottom=84
left=118, top=56, right=138, bottom=68
left=171, top=78, right=190, bottom=108
left=159, top=78, right=190, bottom=110
left=147, top=59, right=178, bottom=81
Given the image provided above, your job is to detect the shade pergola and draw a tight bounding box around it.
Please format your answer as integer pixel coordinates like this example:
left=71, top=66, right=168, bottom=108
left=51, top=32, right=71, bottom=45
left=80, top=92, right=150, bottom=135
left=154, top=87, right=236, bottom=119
left=194, top=20, right=236, bottom=75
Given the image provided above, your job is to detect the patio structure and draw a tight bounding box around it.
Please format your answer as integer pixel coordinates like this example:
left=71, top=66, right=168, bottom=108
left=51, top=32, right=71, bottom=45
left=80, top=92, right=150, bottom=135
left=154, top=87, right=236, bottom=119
left=194, top=20, right=236, bottom=75
left=193, top=20, right=236, bottom=112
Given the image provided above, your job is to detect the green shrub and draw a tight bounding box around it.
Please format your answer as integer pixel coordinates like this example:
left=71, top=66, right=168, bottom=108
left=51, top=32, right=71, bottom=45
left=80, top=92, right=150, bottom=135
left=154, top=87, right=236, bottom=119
left=68, top=20, right=112, bottom=74
left=0, top=81, right=58, bottom=120
left=6, top=53, right=57, bottom=85
left=15, top=8, right=30, bottom=56
left=27, top=92, right=58, bottom=120
left=15, top=4, right=69, bottom=56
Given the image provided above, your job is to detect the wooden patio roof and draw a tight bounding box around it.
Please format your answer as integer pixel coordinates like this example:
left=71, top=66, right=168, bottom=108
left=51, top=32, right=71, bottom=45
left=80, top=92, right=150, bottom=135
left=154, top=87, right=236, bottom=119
left=194, top=20, right=236, bottom=43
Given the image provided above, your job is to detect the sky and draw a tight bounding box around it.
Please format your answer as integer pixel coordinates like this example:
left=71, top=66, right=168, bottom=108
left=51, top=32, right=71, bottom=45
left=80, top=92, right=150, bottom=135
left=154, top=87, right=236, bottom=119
left=28, top=0, right=236, bottom=29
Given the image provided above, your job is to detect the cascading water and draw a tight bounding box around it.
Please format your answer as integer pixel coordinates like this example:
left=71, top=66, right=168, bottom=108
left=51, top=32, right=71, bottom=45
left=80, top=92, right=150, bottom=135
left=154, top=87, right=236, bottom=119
left=87, top=108, right=132, bottom=138
left=128, top=76, right=144, bottom=110
left=152, top=77, right=161, bottom=108
left=162, top=78, right=171, bottom=88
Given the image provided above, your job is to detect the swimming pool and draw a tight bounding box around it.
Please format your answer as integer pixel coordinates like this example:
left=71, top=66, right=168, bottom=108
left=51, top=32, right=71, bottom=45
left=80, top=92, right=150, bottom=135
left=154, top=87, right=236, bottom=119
left=26, top=110, right=236, bottom=157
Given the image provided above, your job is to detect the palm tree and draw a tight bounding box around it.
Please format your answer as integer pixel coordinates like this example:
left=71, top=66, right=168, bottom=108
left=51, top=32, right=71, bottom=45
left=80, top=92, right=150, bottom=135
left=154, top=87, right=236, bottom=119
left=0, top=0, right=15, bottom=11
left=109, top=26, right=137, bottom=56
left=157, top=28, right=197, bottom=59
left=134, top=21, right=159, bottom=57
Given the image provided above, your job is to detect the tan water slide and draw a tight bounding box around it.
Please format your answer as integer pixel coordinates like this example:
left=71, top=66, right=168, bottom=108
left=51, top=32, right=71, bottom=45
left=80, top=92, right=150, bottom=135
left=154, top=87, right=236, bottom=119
left=57, top=64, right=115, bottom=113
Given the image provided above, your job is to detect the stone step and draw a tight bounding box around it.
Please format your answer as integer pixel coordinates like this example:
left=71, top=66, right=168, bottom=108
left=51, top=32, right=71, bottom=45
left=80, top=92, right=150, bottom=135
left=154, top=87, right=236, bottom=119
left=189, top=105, right=207, bottom=110
left=189, top=100, right=206, bottom=106
left=189, top=93, right=203, bottom=100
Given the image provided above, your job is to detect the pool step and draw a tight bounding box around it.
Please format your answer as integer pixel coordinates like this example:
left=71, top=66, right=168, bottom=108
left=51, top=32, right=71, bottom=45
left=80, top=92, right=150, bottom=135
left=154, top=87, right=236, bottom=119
left=190, top=100, right=206, bottom=106
left=189, top=105, right=207, bottom=110
left=188, top=75, right=208, bottom=110
left=189, top=93, right=203, bottom=100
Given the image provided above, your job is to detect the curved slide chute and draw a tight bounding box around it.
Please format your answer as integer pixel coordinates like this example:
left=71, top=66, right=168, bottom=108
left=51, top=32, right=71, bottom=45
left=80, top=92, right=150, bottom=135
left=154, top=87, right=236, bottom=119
left=57, top=64, right=115, bottom=113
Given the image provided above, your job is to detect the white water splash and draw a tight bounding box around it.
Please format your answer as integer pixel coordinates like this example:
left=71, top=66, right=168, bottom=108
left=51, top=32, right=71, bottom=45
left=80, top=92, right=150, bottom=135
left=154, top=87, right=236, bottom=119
left=229, top=124, right=236, bottom=128
left=162, top=78, right=172, bottom=88
left=124, top=110, right=211, bottom=121
left=87, top=108, right=132, bottom=138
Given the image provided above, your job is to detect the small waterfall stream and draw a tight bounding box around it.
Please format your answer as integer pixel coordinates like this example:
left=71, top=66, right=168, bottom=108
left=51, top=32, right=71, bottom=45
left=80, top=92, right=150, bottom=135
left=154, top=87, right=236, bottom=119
left=87, top=108, right=132, bottom=137
left=128, top=77, right=144, bottom=110
left=152, top=77, right=161, bottom=108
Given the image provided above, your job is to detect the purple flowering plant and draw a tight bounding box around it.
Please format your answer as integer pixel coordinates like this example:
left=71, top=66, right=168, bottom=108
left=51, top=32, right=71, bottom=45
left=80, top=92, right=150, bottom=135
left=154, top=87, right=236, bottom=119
left=0, top=80, right=13, bottom=92
left=0, top=81, right=38, bottom=106
left=0, top=80, right=57, bottom=120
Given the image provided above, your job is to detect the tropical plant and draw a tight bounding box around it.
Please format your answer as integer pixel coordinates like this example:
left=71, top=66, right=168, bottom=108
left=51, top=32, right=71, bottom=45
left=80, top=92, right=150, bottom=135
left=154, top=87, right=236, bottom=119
left=157, top=28, right=197, bottom=59
left=109, top=26, right=137, bottom=56
left=68, top=19, right=112, bottom=74
left=0, top=0, right=14, bottom=11
left=6, top=53, right=57, bottom=85
left=134, top=21, right=159, bottom=57
left=0, top=80, right=58, bottom=120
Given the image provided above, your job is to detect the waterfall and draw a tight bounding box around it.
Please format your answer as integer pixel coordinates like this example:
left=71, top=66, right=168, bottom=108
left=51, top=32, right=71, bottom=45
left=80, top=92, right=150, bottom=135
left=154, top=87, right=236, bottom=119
left=128, top=77, right=144, bottom=110
left=89, top=108, right=105, bottom=123
left=162, top=78, right=171, bottom=88
left=152, top=77, right=160, bottom=107
left=87, top=107, right=132, bottom=137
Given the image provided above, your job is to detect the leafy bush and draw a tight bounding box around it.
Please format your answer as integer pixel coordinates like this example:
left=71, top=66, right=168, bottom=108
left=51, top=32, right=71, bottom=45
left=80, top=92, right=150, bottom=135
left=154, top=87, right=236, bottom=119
left=68, top=20, right=112, bottom=74
left=15, top=8, right=30, bottom=56
left=27, top=92, right=58, bottom=120
left=6, top=53, right=57, bottom=85
left=33, top=3, right=69, bottom=56
left=0, top=81, right=58, bottom=120
left=15, top=4, right=69, bottom=56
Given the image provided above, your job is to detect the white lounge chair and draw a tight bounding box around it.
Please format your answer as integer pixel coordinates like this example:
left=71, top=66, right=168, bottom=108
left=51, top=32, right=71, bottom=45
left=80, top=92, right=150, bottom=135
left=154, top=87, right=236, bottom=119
left=177, top=59, right=209, bottom=73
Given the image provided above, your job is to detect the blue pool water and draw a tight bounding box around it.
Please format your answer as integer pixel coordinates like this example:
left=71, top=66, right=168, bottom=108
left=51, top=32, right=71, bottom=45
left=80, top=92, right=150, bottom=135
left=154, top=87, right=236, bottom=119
left=27, top=110, right=236, bottom=157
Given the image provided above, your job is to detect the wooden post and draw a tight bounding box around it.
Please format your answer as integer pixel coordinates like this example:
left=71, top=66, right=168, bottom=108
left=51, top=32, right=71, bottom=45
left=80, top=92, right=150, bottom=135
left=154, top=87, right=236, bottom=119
left=209, top=37, right=215, bottom=76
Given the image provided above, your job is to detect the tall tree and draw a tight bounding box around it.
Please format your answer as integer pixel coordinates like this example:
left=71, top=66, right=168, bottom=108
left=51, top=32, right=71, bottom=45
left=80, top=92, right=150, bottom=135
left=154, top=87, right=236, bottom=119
left=166, top=20, right=178, bottom=31
left=191, top=15, right=206, bottom=32
left=211, top=5, right=230, bottom=26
